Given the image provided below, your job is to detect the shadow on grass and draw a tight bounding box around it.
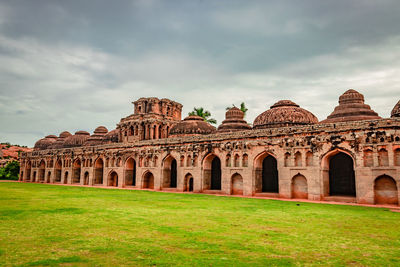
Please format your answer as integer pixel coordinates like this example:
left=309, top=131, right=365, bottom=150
left=21, top=256, right=87, bottom=266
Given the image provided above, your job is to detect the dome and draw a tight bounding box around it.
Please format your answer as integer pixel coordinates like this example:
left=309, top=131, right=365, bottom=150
left=169, top=115, right=216, bottom=137
left=63, top=131, right=90, bottom=148
left=218, top=107, right=252, bottom=132
left=391, top=100, right=400, bottom=118
left=85, top=126, right=109, bottom=146
left=320, top=89, right=381, bottom=123
left=33, top=135, right=57, bottom=150
left=253, top=100, right=318, bottom=129
left=48, top=131, right=72, bottom=149
left=102, top=129, right=120, bottom=144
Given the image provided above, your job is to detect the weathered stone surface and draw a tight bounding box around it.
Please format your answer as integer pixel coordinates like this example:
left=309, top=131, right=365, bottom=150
left=218, top=107, right=251, bottom=132
left=169, top=115, right=216, bottom=137
left=391, top=100, right=400, bottom=118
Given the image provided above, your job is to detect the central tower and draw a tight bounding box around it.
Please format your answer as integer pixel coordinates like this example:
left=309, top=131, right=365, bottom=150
left=117, top=97, right=182, bottom=143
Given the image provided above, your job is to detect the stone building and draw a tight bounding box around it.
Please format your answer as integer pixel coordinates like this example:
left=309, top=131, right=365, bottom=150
left=19, top=91, right=400, bottom=206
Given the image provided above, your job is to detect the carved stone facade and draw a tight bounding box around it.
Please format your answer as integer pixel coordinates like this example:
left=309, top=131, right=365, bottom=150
left=20, top=91, right=400, bottom=206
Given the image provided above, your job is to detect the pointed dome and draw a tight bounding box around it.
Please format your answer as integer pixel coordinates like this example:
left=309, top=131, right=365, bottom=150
left=320, top=89, right=381, bottom=123
left=391, top=100, right=400, bottom=118
left=85, top=126, right=109, bottom=146
left=169, top=115, right=216, bottom=137
left=253, top=100, right=318, bottom=129
left=218, top=107, right=251, bottom=132
left=33, top=135, right=58, bottom=150
left=63, top=131, right=90, bottom=148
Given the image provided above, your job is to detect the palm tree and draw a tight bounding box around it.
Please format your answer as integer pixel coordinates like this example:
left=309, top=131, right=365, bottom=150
left=188, top=107, right=217, bottom=124
left=226, top=102, right=248, bottom=118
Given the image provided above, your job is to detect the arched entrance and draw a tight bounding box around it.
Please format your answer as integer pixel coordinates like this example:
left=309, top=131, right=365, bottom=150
left=38, top=160, right=45, bottom=182
left=32, top=171, right=36, bottom=182
left=162, top=155, right=177, bottom=188
left=262, top=156, right=279, bottom=193
left=108, top=171, right=118, bottom=187
left=125, top=158, right=136, bottom=186
left=64, top=171, right=68, bottom=184
left=83, top=172, right=89, bottom=185
left=25, top=161, right=31, bottom=181
left=329, top=152, right=355, bottom=196
left=94, top=158, right=104, bottom=185
left=291, top=174, right=308, bottom=199
left=211, top=157, right=221, bottom=190
left=231, top=173, right=243, bottom=195
left=184, top=173, right=194, bottom=192
left=374, top=175, right=398, bottom=205
left=142, top=171, right=154, bottom=189
left=72, top=159, right=81, bottom=184
left=46, top=171, right=51, bottom=183
left=55, top=159, right=62, bottom=182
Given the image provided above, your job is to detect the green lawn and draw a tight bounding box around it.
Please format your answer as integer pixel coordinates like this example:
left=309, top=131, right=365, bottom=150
left=0, top=183, right=400, bottom=266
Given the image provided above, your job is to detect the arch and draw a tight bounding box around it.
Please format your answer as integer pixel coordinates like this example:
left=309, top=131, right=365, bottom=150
left=394, top=148, right=400, bottom=166
left=231, top=173, right=243, bottom=195
left=234, top=154, right=240, bottom=167
left=328, top=152, right=356, bottom=196
left=32, top=171, right=36, bottom=182
left=294, top=152, right=302, bottom=167
left=83, top=171, right=89, bottom=185
left=180, top=155, right=184, bottom=167
left=25, top=161, right=31, bottom=181
left=55, top=159, right=62, bottom=182
left=225, top=154, right=231, bottom=167
left=162, top=155, right=177, bottom=188
left=46, top=171, right=51, bottom=183
left=125, top=157, right=136, bottom=186
left=72, top=159, right=81, bottom=184
left=306, top=151, right=313, bottom=167
left=108, top=171, right=118, bottom=187
left=284, top=152, right=290, bottom=167
left=38, top=160, right=45, bottom=182
left=186, top=155, right=192, bottom=167
left=378, top=148, right=389, bottom=166
left=374, top=175, right=398, bottom=205
left=142, top=171, right=154, bottom=189
left=63, top=171, right=69, bottom=184
left=291, top=174, right=308, bottom=199
left=262, top=155, right=279, bottom=193
left=183, top=173, right=194, bottom=192
left=242, top=154, right=248, bottom=167
left=363, top=149, right=373, bottom=167
left=203, top=154, right=222, bottom=190
left=94, top=158, right=104, bottom=185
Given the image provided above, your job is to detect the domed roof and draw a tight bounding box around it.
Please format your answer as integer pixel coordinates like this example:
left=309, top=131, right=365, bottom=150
left=85, top=126, right=109, bottom=146
left=33, top=135, right=58, bottom=150
left=320, top=89, right=381, bottom=123
left=253, top=100, right=318, bottom=129
left=59, top=131, right=72, bottom=138
left=218, top=107, right=251, bottom=132
left=48, top=131, right=72, bottom=149
left=169, top=115, right=216, bottom=137
left=63, top=131, right=90, bottom=148
left=391, top=100, right=400, bottom=118
left=102, top=129, right=120, bottom=144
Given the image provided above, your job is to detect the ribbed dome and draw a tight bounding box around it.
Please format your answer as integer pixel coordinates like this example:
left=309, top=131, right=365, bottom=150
left=391, top=100, right=400, bottom=118
left=59, top=131, right=72, bottom=139
left=320, top=89, right=381, bottom=123
left=218, top=107, right=251, bottom=132
left=253, top=100, right=318, bottom=129
left=63, top=131, right=90, bottom=148
left=85, top=126, right=109, bottom=146
left=169, top=115, right=216, bottom=137
left=34, top=135, right=58, bottom=150
left=102, top=129, right=120, bottom=144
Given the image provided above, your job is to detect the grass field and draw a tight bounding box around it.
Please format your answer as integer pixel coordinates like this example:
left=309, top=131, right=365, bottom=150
left=1, top=183, right=400, bottom=266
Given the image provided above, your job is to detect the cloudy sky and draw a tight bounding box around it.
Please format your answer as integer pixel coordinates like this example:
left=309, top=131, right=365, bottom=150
left=1, top=0, right=400, bottom=147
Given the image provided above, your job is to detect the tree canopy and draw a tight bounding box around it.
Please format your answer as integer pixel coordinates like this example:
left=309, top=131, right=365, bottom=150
left=188, top=107, right=217, bottom=124
left=0, top=161, right=20, bottom=180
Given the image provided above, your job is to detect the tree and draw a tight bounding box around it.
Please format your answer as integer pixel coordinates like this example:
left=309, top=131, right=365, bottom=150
left=0, top=160, right=20, bottom=180
left=188, top=107, right=217, bottom=124
left=226, top=102, right=248, bottom=118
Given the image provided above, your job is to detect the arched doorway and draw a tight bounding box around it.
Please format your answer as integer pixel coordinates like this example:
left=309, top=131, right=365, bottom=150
left=38, top=160, right=45, bottom=182
left=72, top=159, right=81, bottom=184
left=55, top=159, right=62, bottom=182
left=162, top=156, right=177, bottom=188
left=231, top=173, right=243, bottom=195
left=143, top=171, right=154, bottom=189
left=83, top=172, right=89, bottom=185
left=329, top=152, right=355, bottom=196
left=94, top=158, right=104, bottom=185
left=25, top=161, right=31, bottom=181
left=125, top=158, right=136, bottom=186
left=211, top=157, right=221, bottom=190
left=108, top=171, right=118, bottom=187
left=64, top=171, right=68, bottom=184
left=374, top=175, right=398, bottom=205
left=291, top=174, right=308, bottom=199
left=184, top=173, right=194, bottom=192
left=46, top=171, right=51, bottom=183
left=32, top=171, right=36, bottom=182
left=262, top=156, right=279, bottom=193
